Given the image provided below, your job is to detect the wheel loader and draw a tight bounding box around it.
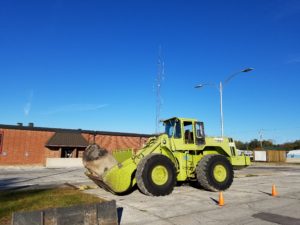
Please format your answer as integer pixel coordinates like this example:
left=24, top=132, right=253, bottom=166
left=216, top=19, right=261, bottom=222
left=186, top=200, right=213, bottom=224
left=83, top=117, right=250, bottom=196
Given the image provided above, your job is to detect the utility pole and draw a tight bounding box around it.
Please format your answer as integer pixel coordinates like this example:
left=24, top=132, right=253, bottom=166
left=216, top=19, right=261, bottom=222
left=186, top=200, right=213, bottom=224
left=259, top=129, right=263, bottom=149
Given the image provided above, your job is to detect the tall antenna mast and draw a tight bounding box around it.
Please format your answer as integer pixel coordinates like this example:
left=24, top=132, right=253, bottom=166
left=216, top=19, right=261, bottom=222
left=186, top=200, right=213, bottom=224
left=156, top=46, right=164, bottom=134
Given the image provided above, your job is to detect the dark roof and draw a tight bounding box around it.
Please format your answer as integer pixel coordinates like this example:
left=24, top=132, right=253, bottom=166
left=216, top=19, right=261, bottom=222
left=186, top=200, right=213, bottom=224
left=0, top=124, right=153, bottom=138
left=46, top=132, right=89, bottom=148
left=254, top=147, right=288, bottom=151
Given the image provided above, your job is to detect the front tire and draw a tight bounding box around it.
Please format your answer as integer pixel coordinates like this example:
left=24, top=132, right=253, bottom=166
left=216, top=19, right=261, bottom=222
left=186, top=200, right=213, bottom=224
left=196, top=154, right=234, bottom=192
left=135, top=154, right=176, bottom=196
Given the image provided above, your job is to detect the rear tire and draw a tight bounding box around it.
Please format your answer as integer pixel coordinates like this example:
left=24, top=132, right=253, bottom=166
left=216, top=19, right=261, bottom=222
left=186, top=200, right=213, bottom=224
left=136, top=154, right=176, bottom=196
left=196, top=154, right=234, bottom=192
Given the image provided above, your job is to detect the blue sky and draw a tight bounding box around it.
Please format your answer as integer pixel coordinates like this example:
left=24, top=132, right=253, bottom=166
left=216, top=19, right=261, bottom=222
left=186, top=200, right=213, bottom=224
left=1, top=0, right=300, bottom=143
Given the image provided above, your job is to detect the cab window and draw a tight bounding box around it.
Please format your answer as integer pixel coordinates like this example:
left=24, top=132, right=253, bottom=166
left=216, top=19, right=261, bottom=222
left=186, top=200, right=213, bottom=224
left=184, top=121, right=194, bottom=144
left=165, top=119, right=181, bottom=138
left=174, top=120, right=181, bottom=138
left=165, top=120, right=174, bottom=138
left=195, top=122, right=205, bottom=145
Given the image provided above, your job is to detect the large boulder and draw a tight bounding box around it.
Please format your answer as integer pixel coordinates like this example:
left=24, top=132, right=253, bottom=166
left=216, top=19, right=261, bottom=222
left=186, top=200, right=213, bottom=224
left=83, top=144, right=117, bottom=178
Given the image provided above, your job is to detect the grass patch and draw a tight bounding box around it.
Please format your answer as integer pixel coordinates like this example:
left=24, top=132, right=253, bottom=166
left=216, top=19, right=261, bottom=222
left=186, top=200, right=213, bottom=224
left=0, top=187, right=103, bottom=225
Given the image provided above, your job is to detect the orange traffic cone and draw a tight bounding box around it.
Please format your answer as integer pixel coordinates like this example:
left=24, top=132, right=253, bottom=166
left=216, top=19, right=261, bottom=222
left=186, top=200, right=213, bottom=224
left=219, top=191, right=224, bottom=206
left=272, top=184, right=278, bottom=197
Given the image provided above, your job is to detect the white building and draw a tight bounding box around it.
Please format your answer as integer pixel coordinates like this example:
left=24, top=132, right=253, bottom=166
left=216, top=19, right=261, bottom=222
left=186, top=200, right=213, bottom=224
left=287, top=150, right=300, bottom=163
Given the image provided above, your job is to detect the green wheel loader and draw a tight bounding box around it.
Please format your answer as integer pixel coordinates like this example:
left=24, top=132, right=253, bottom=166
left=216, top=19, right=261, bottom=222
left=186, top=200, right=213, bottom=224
left=84, top=117, right=250, bottom=196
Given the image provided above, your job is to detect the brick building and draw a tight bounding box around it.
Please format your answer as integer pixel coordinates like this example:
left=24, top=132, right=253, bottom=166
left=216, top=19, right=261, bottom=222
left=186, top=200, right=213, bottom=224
left=0, top=123, right=151, bottom=166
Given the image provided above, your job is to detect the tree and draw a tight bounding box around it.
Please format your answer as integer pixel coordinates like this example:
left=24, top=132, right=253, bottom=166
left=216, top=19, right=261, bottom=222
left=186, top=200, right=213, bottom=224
left=281, top=140, right=300, bottom=150
left=262, top=140, right=273, bottom=148
left=235, top=140, right=247, bottom=150
left=248, top=139, right=261, bottom=150
left=235, top=139, right=300, bottom=151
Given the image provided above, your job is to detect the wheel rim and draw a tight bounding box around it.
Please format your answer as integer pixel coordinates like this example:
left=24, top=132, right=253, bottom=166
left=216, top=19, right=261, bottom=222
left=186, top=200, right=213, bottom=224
left=213, top=164, right=227, bottom=182
left=151, top=165, right=169, bottom=185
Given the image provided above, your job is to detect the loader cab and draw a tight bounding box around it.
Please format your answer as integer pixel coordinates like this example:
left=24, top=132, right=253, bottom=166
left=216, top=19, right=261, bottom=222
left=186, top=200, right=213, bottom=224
left=164, top=118, right=182, bottom=139
left=164, top=117, right=205, bottom=147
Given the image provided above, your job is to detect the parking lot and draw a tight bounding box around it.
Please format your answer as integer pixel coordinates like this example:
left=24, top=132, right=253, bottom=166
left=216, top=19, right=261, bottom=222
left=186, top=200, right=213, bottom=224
left=1, top=164, right=300, bottom=225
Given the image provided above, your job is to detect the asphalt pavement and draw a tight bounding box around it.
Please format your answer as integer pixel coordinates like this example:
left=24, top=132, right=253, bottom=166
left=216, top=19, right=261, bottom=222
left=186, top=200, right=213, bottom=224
left=0, top=167, right=88, bottom=190
left=1, top=164, right=300, bottom=225
left=86, top=164, right=300, bottom=225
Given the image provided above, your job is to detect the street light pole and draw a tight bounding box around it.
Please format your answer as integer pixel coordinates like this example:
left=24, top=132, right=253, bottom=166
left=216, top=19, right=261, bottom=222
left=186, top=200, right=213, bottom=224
left=195, top=68, right=254, bottom=138
left=219, top=81, right=224, bottom=137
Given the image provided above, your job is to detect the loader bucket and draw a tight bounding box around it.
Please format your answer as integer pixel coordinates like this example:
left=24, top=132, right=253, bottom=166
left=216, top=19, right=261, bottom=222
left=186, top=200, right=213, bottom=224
left=112, top=148, right=134, bottom=163
left=83, top=144, right=137, bottom=194
left=85, top=157, right=137, bottom=194
left=85, top=173, right=117, bottom=194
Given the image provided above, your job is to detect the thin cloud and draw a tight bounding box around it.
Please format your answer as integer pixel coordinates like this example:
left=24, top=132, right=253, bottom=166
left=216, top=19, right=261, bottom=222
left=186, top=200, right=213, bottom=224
left=286, top=57, right=300, bottom=64
left=43, top=103, right=108, bottom=115
left=24, top=90, right=34, bottom=116
left=273, top=0, right=300, bottom=21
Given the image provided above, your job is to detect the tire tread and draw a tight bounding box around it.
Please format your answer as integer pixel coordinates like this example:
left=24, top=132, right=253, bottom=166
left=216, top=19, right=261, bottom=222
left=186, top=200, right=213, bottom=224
left=196, top=154, right=233, bottom=192
left=135, top=154, right=176, bottom=196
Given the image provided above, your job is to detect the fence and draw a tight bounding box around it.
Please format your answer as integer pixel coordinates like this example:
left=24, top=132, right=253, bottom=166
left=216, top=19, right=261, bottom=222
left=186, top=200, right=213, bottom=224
left=253, top=150, right=286, bottom=162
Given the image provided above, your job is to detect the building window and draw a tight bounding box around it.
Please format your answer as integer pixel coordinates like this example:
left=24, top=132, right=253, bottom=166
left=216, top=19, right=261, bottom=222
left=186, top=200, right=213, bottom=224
left=0, top=131, right=3, bottom=154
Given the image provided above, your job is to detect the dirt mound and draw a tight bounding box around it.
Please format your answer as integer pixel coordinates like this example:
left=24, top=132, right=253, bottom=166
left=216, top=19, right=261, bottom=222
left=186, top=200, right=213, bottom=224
left=83, top=144, right=117, bottom=177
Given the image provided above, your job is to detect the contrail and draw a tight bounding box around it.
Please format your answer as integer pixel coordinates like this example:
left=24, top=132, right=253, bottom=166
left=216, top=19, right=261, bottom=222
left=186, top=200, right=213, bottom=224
left=24, top=90, right=34, bottom=116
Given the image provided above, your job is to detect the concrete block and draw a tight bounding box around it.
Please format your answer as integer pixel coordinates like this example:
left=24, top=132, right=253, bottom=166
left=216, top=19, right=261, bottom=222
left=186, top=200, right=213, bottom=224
left=12, top=211, right=42, bottom=225
left=97, top=200, right=118, bottom=225
left=12, top=201, right=117, bottom=225
left=56, top=205, right=85, bottom=225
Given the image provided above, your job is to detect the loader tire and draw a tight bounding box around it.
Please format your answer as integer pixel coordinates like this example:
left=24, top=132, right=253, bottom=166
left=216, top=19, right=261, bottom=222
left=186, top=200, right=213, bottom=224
left=196, top=154, right=234, bottom=192
left=136, top=154, right=176, bottom=196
